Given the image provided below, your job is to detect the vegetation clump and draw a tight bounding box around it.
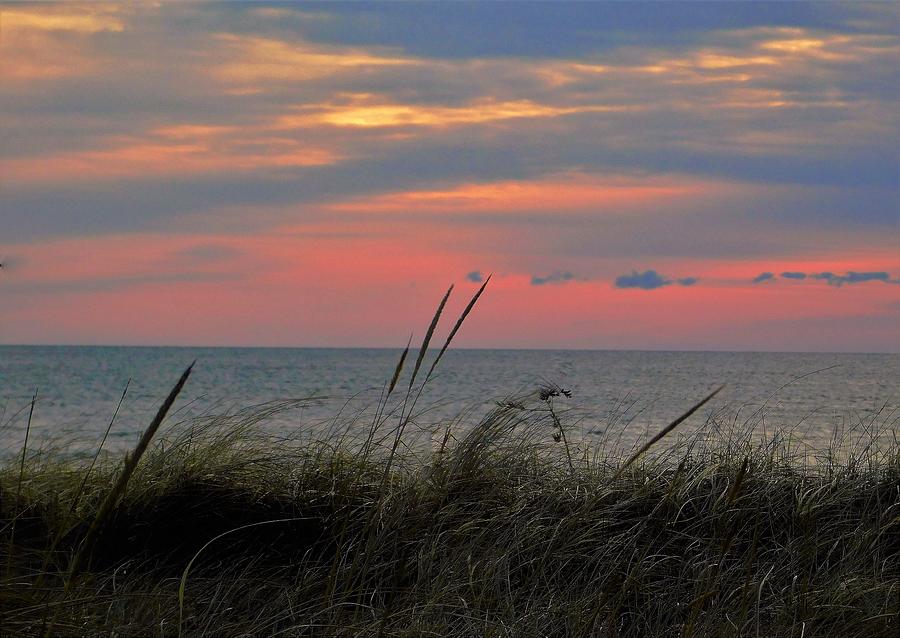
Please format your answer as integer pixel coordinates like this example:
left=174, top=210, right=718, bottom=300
left=2, top=390, right=897, bottom=637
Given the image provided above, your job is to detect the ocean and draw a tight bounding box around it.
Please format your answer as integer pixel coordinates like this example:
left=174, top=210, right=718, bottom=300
left=1, top=346, right=897, bottom=456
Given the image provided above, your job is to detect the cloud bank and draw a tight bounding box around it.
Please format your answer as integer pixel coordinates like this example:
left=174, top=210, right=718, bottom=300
left=753, top=270, right=899, bottom=286
left=811, top=271, right=895, bottom=286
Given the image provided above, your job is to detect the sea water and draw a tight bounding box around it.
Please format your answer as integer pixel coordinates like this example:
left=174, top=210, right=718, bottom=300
left=1, top=346, right=897, bottom=455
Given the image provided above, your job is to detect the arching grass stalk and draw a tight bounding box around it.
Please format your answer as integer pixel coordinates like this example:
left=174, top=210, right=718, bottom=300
left=407, top=286, right=454, bottom=392
left=178, top=517, right=308, bottom=638
left=613, top=384, right=724, bottom=479
left=423, top=274, right=491, bottom=384
left=388, top=334, right=412, bottom=397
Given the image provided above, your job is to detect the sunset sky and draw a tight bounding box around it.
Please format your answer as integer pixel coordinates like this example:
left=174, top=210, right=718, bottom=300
left=1, top=2, right=898, bottom=351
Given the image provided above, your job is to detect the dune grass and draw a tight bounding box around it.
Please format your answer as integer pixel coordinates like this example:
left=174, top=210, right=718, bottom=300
left=1, top=391, right=897, bottom=637
left=1, top=286, right=898, bottom=636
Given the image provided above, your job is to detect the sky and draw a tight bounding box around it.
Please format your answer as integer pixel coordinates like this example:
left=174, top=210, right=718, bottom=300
left=1, top=1, right=898, bottom=352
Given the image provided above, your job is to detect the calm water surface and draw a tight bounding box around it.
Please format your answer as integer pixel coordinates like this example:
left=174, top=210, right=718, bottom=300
left=1, top=346, right=897, bottom=454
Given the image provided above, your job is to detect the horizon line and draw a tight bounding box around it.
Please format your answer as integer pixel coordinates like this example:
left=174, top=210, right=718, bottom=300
left=1, top=343, right=897, bottom=356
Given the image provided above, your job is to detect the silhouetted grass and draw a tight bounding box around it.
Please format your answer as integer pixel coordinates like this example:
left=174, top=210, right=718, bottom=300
left=1, top=390, right=897, bottom=637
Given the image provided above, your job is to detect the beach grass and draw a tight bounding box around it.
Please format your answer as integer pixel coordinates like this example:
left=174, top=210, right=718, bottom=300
left=1, top=388, right=897, bottom=637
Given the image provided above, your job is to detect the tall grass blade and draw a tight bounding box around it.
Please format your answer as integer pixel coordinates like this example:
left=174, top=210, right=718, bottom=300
left=613, top=384, right=724, bottom=479
left=15, top=388, right=36, bottom=507
left=424, top=275, right=490, bottom=383
left=5, top=388, right=36, bottom=578
left=70, top=379, right=131, bottom=515
left=387, top=334, right=412, bottom=396
left=408, top=285, right=453, bottom=390
left=68, top=362, right=194, bottom=578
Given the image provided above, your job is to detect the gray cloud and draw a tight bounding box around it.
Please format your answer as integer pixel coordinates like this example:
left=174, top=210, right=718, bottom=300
left=757, top=270, right=899, bottom=286
left=531, top=271, right=575, bottom=286
left=840, top=271, right=893, bottom=284
left=465, top=271, right=483, bottom=283
left=812, top=271, right=894, bottom=286
left=809, top=272, right=836, bottom=283
left=615, top=269, right=697, bottom=290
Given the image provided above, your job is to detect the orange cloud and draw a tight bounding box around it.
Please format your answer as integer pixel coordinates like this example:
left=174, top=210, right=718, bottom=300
left=633, top=51, right=778, bottom=78
left=1, top=134, right=339, bottom=184
left=326, top=173, right=721, bottom=215
left=278, top=98, right=639, bottom=129
left=214, top=34, right=417, bottom=84
left=0, top=7, right=125, bottom=33
left=750, top=28, right=892, bottom=61
left=208, top=26, right=889, bottom=130
left=547, top=27, right=899, bottom=115
left=0, top=5, right=125, bottom=82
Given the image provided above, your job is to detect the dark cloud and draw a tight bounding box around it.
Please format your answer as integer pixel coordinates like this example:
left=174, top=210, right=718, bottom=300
left=2, top=142, right=553, bottom=241
left=813, top=271, right=893, bottom=286
left=756, top=270, right=899, bottom=286
left=531, top=271, right=575, bottom=286
left=614, top=269, right=696, bottom=290
left=809, top=272, right=836, bottom=283
left=465, top=271, right=483, bottom=283
left=841, top=271, right=892, bottom=284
